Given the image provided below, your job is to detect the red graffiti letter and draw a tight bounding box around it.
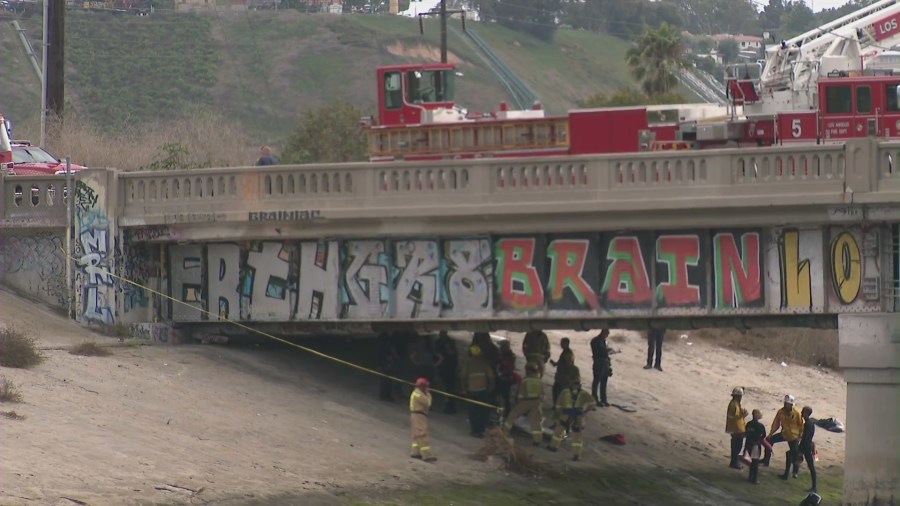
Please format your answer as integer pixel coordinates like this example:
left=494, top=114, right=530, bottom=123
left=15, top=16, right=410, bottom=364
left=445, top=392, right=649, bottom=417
left=547, top=240, right=599, bottom=309
left=713, top=232, right=762, bottom=308
left=601, top=237, right=652, bottom=305
left=496, top=238, right=544, bottom=309
left=656, top=235, right=701, bottom=306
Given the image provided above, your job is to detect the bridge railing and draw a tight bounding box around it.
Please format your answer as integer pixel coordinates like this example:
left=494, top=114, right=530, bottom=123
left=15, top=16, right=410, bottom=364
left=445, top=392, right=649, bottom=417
left=4, top=141, right=894, bottom=227
left=878, top=141, right=900, bottom=192
left=118, top=141, right=900, bottom=226
left=0, top=174, right=70, bottom=228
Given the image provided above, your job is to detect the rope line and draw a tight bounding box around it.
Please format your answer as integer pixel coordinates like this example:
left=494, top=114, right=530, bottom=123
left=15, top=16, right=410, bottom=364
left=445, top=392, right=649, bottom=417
left=60, top=246, right=502, bottom=410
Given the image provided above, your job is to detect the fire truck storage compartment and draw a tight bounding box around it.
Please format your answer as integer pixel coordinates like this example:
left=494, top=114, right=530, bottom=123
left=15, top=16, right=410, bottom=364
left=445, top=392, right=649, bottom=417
left=697, top=121, right=744, bottom=141
left=568, top=108, right=648, bottom=155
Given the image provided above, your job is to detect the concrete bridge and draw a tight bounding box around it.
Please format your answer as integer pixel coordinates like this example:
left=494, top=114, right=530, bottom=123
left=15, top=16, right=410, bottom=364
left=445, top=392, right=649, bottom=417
left=1, top=139, right=898, bottom=504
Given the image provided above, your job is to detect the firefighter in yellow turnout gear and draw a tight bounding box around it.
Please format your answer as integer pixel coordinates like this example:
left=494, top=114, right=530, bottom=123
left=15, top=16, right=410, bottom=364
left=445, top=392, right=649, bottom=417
left=409, top=377, right=437, bottom=462
left=548, top=368, right=596, bottom=460
left=502, top=363, right=544, bottom=445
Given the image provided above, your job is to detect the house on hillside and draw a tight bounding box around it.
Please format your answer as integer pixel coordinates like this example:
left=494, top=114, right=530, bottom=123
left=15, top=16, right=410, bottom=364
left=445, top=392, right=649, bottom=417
left=305, top=0, right=341, bottom=13
left=712, top=34, right=764, bottom=52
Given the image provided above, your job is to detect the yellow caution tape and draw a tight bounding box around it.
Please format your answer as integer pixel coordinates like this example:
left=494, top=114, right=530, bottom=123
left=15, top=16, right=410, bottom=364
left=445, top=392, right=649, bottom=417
left=61, top=247, right=502, bottom=410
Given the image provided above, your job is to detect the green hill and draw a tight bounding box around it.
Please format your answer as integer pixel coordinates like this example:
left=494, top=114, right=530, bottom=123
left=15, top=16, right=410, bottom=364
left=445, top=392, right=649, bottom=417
left=1, top=11, right=671, bottom=143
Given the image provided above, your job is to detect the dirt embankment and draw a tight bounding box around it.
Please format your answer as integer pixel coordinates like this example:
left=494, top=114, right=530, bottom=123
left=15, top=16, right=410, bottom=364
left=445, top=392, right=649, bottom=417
left=0, top=288, right=845, bottom=505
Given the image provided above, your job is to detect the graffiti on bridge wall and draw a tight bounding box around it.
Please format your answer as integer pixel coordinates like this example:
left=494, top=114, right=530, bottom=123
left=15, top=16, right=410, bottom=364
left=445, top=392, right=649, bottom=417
left=160, top=226, right=890, bottom=322
left=74, top=179, right=115, bottom=324
left=0, top=232, right=67, bottom=308
left=767, top=226, right=884, bottom=313
left=493, top=231, right=763, bottom=314
left=167, top=238, right=495, bottom=321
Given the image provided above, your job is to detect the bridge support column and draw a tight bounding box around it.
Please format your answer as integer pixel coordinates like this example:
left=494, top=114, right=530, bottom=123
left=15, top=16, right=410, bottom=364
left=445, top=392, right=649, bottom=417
left=72, top=169, right=119, bottom=326
left=839, top=313, right=900, bottom=505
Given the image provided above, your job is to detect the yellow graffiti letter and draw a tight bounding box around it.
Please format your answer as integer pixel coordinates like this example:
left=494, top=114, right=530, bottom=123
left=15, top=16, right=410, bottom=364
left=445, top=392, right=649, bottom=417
left=831, top=231, right=861, bottom=305
left=779, top=230, right=811, bottom=309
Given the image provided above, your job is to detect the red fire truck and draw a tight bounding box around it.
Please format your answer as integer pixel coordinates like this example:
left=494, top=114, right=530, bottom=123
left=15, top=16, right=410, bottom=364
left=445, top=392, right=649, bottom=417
left=362, top=0, right=900, bottom=161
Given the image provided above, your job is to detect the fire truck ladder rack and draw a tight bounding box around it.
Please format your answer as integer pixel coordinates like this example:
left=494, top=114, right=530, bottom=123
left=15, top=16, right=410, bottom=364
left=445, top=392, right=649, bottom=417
left=458, top=27, right=538, bottom=110
left=367, top=117, right=570, bottom=159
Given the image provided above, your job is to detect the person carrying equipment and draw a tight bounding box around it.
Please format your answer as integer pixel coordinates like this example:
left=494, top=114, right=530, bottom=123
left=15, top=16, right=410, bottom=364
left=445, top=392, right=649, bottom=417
left=502, top=362, right=544, bottom=446
left=548, top=368, right=596, bottom=461
left=409, top=377, right=437, bottom=462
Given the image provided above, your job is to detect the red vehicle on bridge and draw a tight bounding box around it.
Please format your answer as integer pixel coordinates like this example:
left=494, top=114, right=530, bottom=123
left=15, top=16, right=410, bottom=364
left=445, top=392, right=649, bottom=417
left=361, top=0, right=900, bottom=161
left=1, top=116, right=85, bottom=176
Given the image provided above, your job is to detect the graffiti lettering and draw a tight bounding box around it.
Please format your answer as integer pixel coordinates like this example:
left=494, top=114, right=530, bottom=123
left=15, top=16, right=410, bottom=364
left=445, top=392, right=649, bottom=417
left=655, top=235, right=701, bottom=306
left=249, top=210, right=322, bottom=221
left=442, top=239, right=493, bottom=317
left=341, top=241, right=389, bottom=318
left=778, top=229, right=812, bottom=309
left=207, top=243, right=241, bottom=320
left=547, top=239, right=599, bottom=309
left=393, top=240, right=440, bottom=318
left=163, top=212, right=223, bottom=224
left=74, top=180, right=99, bottom=215
left=243, top=242, right=294, bottom=320
left=831, top=231, right=861, bottom=304
left=495, top=238, right=543, bottom=309
left=169, top=245, right=204, bottom=320
left=601, top=237, right=652, bottom=306
left=713, top=232, right=763, bottom=309
left=297, top=241, right=340, bottom=320
left=152, top=226, right=888, bottom=324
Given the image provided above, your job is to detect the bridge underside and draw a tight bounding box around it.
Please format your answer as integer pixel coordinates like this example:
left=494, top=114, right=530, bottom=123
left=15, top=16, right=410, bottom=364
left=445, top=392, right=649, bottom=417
left=178, top=314, right=839, bottom=339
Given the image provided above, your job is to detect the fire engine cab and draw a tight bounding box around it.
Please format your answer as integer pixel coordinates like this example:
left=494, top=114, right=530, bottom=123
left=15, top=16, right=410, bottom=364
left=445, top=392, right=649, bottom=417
left=362, top=0, right=900, bottom=161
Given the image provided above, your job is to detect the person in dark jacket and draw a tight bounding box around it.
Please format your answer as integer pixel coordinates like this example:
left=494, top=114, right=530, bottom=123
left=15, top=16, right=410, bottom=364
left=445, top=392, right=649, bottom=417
left=590, top=329, right=615, bottom=406
left=496, top=340, right=517, bottom=417
left=799, top=406, right=817, bottom=493
left=434, top=331, right=459, bottom=414
left=644, top=328, right=665, bottom=371
left=256, top=145, right=276, bottom=166
left=744, top=409, right=767, bottom=485
left=377, top=332, right=401, bottom=402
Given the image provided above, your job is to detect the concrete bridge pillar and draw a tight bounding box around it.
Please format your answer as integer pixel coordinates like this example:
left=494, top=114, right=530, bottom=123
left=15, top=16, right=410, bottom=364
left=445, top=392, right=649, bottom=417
left=72, top=168, right=119, bottom=326
left=839, top=313, right=900, bottom=505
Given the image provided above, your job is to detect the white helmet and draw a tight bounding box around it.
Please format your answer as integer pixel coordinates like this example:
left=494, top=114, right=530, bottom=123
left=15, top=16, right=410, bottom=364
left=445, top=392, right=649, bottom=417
left=784, top=394, right=795, bottom=405
left=732, top=387, right=744, bottom=396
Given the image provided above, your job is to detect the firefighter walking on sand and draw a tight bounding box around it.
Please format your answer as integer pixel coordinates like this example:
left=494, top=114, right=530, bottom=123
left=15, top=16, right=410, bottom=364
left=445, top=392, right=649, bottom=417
left=548, top=369, right=596, bottom=460
left=409, top=377, right=437, bottom=462
left=501, top=362, right=545, bottom=446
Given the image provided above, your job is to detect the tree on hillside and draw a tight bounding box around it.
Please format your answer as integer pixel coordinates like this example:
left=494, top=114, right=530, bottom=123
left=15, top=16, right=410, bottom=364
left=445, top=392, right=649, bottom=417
left=717, top=39, right=739, bottom=64
left=779, top=1, right=817, bottom=39
left=625, top=23, right=689, bottom=96
left=282, top=100, right=368, bottom=164
left=562, top=0, right=683, bottom=40
left=672, top=0, right=759, bottom=35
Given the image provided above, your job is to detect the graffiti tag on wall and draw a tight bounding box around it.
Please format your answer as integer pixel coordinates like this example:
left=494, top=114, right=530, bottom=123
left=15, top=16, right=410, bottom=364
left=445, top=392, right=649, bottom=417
left=160, top=226, right=891, bottom=322
left=74, top=179, right=115, bottom=324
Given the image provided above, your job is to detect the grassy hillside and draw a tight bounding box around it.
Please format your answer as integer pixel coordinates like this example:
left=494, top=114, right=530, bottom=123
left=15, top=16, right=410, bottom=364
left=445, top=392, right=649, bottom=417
left=2, top=11, right=675, bottom=144
left=0, top=14, right=42, bottom=133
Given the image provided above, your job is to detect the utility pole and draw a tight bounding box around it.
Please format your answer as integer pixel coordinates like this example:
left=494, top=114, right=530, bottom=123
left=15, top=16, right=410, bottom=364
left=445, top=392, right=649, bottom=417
left=418, top=2, right=466, bottom=63
left=40, top=0, right=48, bottom=146
left=439, top=0, right=447, bottom=63
left=46, top=0, right=66, bottom=126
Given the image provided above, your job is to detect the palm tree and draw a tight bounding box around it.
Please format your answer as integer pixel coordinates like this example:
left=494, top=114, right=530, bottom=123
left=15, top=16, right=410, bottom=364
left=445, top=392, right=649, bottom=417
left=625, top=22, right=688, bottom=96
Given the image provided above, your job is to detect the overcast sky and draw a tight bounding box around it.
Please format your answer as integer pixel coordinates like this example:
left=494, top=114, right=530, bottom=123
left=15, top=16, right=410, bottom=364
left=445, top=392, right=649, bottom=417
left=801, top=0, right=857, bottom=12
